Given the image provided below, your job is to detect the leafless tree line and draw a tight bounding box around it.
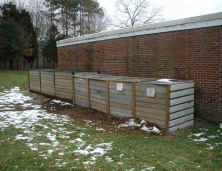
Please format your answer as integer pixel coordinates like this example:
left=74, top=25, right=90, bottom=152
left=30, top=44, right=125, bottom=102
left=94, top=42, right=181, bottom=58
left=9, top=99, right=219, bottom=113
left=112, top=0, right=163, bottom=28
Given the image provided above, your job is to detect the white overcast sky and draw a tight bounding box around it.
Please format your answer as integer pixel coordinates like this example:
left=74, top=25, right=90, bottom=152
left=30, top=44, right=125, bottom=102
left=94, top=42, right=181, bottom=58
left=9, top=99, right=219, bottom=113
left=98, top=0, right=222, bottom=21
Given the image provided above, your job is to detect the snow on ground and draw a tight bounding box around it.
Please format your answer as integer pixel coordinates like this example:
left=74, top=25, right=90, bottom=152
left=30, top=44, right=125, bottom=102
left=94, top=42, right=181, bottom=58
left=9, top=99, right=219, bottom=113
left=188, top=126, right=222, bottom=150
left=118, top=119, right=161, bottom=134
left=0, top=87, right=114, bottom=166
left=50, top=99, right=73, bottom=106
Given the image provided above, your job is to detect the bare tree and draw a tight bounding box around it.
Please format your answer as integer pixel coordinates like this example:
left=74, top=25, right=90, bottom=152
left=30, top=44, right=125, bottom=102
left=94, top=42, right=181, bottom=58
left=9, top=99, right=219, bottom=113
left=113, top=0, right=162, bottom=28
left=27, top=0, right=50, bottom=41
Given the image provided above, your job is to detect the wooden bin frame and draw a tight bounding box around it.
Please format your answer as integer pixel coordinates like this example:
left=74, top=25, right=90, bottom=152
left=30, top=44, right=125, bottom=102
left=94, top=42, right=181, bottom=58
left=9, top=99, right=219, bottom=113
left=73, top=75, right=173, bottom=130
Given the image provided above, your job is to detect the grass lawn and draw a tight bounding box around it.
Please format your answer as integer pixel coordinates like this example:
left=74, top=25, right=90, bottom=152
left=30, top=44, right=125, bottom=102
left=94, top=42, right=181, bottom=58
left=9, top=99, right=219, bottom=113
left=0, top=70, right=221, bottom=170
left=0, top=70, right=28, bottom=91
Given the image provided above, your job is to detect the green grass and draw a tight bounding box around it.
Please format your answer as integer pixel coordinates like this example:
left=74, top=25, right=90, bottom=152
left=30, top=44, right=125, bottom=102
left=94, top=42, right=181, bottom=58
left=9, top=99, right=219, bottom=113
left=0, top=71, right=221, bottom=170
left=0, top=70, right=28, bottom=91
left=0, top=124, right=222, bottom=170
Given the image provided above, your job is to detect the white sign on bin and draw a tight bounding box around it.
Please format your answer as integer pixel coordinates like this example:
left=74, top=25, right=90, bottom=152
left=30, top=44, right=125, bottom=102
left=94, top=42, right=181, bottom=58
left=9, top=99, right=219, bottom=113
left=116, top=83, right=123, bottom=91
left=146, top=87, right=156, bottom=97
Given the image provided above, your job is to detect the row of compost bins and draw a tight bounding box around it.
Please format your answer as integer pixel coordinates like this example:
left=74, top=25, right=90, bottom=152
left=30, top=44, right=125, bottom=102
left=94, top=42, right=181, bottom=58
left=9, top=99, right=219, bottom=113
left=74, top=73, right=194, bottom=132
left=29, top=71, right=194, bottom=132
left=29, top=69, right=96, bottom=101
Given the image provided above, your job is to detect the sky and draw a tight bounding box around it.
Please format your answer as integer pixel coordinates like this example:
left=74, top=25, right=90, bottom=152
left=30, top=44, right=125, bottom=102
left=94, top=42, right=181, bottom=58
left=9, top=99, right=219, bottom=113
left=97, top=0, right=222, bottom=21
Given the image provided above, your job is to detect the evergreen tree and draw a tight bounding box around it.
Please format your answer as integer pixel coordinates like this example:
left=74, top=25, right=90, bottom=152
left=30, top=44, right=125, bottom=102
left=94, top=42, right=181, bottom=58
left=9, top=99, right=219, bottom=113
left=42, top=24, right=61, bottom=68
left=45, top=0, right=105, bottom=37
left=0, top=3, right=38, bottom=69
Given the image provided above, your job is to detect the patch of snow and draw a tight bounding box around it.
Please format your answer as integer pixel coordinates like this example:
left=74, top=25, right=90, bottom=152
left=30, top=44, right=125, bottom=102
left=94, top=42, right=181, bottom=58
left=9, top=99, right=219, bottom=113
left=30, top=147, right=38, bottom=151
left=39, top=143, right=51, bottom=146
left=140, top=120, right=147, bottom=125
left=128, top=119, right=141, bottom=127
left=96, top=128, right=105, bottom=131
left=75, top=138, right=84, bottom=142
left=193, top=138, right=208, bottom=142
left=63, top=130, right=75, bottom=135
left=83, top=161, right=95, bottom=165
left=51, top=99, right=72, bottom=106
left=47, top=133, right=56, bottom=142
left=26, top=143, right=33, bottom=148
left=85, top=145, right=93, bottom=151
left=58, top=152, right=64, bottom=156
left=169, top=161, right=175, bottom=165
left=118, top=119, right=140, bottom=128
left=90, top=156, right=97, bottom=161
left=128, top=169, right=135, bottom=171
left=105, top=156, right=113, bottom=162
left=79, top=132, right=85, bottom=137
left=96, top=142, right=112, bottom=147
left=0, top=87, right=117, bottom=164
left=0, top=87, right=32, bottom=109
left=141, top=125, right=160, bottom=134
left=193, top=133, right=204, bottom=137
left=208, top=135, right=218, bottom=139
left=48, top=149, right=54, bottom=155
left=74, top=149, right=90, bottom=155
left=15, top=134, right=33, bottom=141
left=207, top=146, right=214, bottom=150
left=118, top=123, right=129, bottom=128
left=118, top=119, right=161, bottom=133
left=142, top=166, right=156, bottom=171
left=158, top=79, right=172, bottom=83
left=90, top=148, right=107, bottom=156
left=69, top=140, right=76, bottom=144
left=58, top=135, right=70, bottom=139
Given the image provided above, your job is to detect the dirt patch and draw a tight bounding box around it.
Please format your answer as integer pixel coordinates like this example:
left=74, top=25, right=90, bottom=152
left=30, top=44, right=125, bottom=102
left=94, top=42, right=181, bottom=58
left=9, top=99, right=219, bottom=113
left=42, top=99, right=164, bottom=135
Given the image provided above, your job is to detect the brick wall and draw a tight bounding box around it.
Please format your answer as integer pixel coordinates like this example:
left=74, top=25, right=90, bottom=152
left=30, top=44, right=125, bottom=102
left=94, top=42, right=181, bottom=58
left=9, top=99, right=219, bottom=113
left=58, top=26, right=222, bottom=117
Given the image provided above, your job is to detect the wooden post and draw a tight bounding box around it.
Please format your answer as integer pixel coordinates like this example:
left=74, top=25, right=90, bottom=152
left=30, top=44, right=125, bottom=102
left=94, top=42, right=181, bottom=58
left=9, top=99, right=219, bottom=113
left=87, top=78, right=91, bottom=108
left=72, top=76, right=76, bottom=104
left=165, top=86, right=171, bottom=131
left=106, top=80, right=110, bottom=114
left=132, top=83, right=137, bottom=117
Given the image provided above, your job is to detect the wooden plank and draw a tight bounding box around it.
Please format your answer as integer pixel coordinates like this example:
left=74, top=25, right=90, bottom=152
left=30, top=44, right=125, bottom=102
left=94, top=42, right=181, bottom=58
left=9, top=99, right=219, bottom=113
left=169, top=114, right=193, bottom=127
left=171, top=82, right=194, bottom=91
left=170, top=101, right=194, bottom=113
left=169, top=120, right=193, bottom=132
left=87, top=79, right=91, bottom=108
left=136, top=102, right=166, bottom=110
left=170, top=108, right=194, bottom=120
left=91, top=101, right=106, bottom=113
left=170, top=88, right=194, bottom=99
left=132, top=83, right=136, bottom=117
left=90, top=89, right=106, bottom=97
left=110, top=102, right=132, bottom=110
left=110, top=108, right=132, bottom=118
left=90, top=95, right=106, bottom=104
left=136, top=107, right=166, bottom=120
left=170, top=95, right=194, bottom=106
left=136, top=96, right=166, bottom=105
left=106, top=80, right=110, bottom=114
left=165, top=86, right=170, bottom=130
left=110, top=98, right=132, bottom=106
left=72, top=76, right=75, bottom=104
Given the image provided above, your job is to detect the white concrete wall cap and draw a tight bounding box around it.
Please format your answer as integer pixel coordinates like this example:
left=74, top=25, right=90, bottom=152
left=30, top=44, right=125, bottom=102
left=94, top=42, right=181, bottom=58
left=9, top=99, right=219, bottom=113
left=57, top=12, right=222, bottom=47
